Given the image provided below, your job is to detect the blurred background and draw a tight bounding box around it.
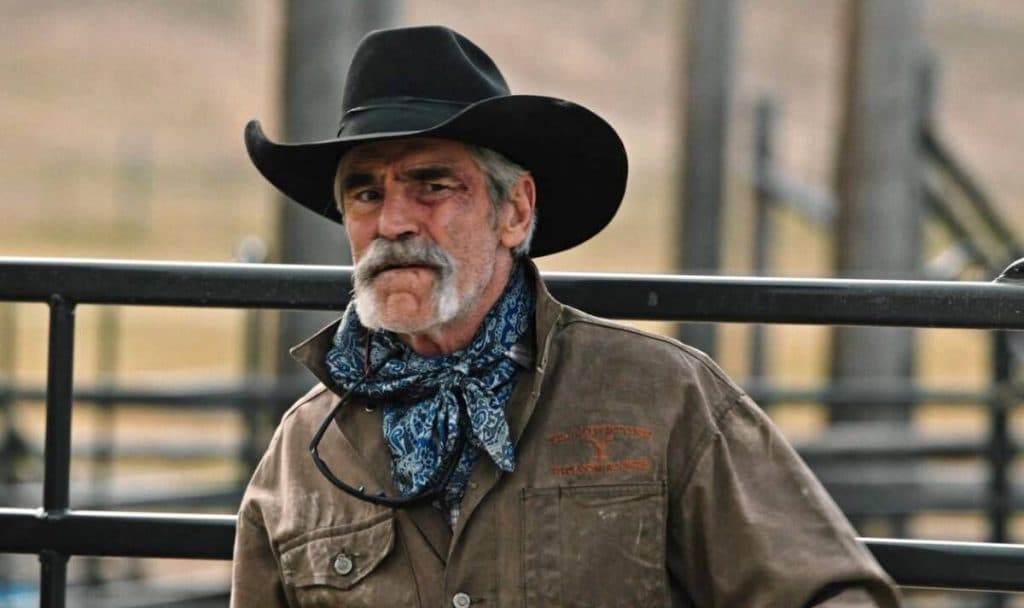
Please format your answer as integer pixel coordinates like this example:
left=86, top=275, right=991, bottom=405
left=1, top=0, right=1022, bottom=606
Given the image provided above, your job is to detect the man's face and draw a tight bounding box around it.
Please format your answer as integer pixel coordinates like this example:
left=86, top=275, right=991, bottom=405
left=337, top=138, right=509, bottom=337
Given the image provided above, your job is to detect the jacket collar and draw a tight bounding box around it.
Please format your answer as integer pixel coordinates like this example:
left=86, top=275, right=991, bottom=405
left=289, top=258, right=564, bottom=389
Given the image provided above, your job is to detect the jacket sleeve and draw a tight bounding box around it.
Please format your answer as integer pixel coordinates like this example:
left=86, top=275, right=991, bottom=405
left=230, top=505, right=289, bottom=608
left=667, top=393, right=902, bottom=607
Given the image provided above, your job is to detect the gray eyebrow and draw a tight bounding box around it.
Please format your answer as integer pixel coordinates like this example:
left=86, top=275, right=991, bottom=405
left=340, top=172, right=377, bottom=192
left=403, top=166, right=457, bottom=182
left=339, top=164, right=459, bottom=195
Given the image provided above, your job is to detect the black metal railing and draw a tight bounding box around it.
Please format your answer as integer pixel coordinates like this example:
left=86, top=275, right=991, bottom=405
left=1, top=256, right=1024, bottom=606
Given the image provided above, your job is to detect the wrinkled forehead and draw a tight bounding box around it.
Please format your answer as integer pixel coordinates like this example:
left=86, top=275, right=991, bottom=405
left=338, top=137, right=475, bottom=175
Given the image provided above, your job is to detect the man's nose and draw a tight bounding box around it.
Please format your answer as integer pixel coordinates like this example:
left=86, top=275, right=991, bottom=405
left=376, top=186, right=420, bottom=240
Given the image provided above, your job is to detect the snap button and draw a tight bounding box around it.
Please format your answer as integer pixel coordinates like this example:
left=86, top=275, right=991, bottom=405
left=452, top=591, right=472, bottom=607
left=332, top=553, right=354, bottom=576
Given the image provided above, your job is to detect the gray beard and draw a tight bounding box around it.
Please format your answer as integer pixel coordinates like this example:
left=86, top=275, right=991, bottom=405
left=351, top=236, right=492, bottom=334
left=354, top=268, right=462, bottom=333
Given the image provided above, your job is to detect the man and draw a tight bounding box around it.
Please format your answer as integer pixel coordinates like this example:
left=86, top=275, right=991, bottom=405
left=232, top=25, right=900, bottom=607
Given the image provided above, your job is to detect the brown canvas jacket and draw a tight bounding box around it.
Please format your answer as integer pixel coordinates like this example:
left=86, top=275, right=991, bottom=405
left=231, top=269, right=900, bottom=607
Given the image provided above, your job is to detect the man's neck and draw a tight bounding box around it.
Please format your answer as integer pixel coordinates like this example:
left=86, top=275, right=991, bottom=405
left=400, top=255, right=515, bottom=356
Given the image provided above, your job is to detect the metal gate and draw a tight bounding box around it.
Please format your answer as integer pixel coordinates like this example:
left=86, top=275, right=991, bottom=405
left=1, top=256, right=1023, bottom=606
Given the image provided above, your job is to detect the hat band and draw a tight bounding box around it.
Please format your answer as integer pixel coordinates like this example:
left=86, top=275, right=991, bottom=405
left=337, top=97, right=473, bottom=137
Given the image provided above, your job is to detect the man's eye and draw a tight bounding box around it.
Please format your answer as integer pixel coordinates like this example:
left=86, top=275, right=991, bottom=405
left=353, top=189, right=382, bottom=202
left=425, top=182, right=451, bottom=193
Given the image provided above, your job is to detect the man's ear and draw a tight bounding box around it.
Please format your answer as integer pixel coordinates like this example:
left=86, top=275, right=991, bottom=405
left=498, top=173, right=536, bottom=250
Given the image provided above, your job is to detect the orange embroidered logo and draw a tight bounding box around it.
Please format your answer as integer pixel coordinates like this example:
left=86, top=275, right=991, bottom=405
left=546, top=424, right=653, bottom=476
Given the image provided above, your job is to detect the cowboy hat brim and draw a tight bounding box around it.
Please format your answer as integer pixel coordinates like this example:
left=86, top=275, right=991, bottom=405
left=245, top=95, right=627, bottom=258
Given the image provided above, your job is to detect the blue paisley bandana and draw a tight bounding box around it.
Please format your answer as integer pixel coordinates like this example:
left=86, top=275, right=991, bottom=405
left=324, top=264, right=534, bottom=524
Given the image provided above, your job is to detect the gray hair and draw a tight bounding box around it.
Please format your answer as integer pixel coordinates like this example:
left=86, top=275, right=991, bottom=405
left=468, top=145, right=536, bottom=257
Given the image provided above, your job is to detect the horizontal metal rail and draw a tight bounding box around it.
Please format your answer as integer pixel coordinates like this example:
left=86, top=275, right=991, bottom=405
left=1, top=508, right=1023, bottom=593
left=1, top=257, right=1023, bottom=328
left=4, top=378, right=1020, bottom=409
left=0, top=378, right=288, bottom=407
left=0, top=509, right=235, bottom=559
left=866, top=537, right=1024, bottom=592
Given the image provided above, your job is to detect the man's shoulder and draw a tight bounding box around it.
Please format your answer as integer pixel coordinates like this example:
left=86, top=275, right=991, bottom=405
left=279, top=383, right=338, bottom=426
left=556, top=305, right=739, bottom=388
left=550, top=305, right=753, bottom=427
left=559, top=305, right=691, bottom=349
left=245, top=383, right=338, bottom=483
left=256, top=383, right=339, bottom=455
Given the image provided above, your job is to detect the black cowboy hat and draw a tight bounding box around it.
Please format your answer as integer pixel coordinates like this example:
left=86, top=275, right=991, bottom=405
left=245, top=25, right=627, bottom=257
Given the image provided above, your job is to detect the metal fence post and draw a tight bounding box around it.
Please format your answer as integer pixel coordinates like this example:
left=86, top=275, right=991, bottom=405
left=989, top=330, right=1012, bottom=543
left=0, top=303, right=16, bottom=603
left=40, top=295, right=76, bottom=608
left=0, top=303, right=17, bottom=484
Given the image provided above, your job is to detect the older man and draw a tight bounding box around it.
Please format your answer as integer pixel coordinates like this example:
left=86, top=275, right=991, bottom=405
left=232, top=25, right=900, bottom=607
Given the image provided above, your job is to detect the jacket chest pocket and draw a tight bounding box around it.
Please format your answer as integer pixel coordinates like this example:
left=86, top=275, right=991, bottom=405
left=521, top=482, right=668, bottom=607
left=278, top=514, right=419, bottom=607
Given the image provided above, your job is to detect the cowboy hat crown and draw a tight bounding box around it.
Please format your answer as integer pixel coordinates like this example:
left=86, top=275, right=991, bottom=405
left=245, top=25, right=627, bottom=257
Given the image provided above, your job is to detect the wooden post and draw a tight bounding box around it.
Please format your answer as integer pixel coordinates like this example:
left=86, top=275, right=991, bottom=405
left=275, top=1, right=397, bottom=383
left=831, top=0, right=923, bottom=426
left=750, top=98, right=778, bottom=380
left=677, top=0, right=738, bottom=357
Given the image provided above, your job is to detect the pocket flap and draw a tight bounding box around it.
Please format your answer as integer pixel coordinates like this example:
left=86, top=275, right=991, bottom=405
left=279, top=515, right=395, bottom=590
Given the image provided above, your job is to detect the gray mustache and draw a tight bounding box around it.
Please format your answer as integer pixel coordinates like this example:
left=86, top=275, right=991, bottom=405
left=354, top=239, right=454, bottom=286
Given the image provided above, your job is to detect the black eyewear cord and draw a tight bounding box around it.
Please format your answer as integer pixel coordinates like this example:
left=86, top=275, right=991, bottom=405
left=308, top=378, right=468, bottom=508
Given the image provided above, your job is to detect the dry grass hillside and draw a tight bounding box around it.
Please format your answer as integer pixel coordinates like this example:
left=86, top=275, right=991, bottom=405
left=3, top=1, right=1021, bottom=265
